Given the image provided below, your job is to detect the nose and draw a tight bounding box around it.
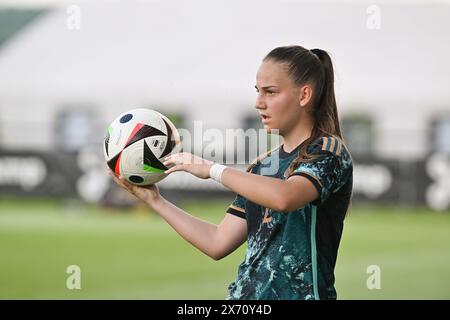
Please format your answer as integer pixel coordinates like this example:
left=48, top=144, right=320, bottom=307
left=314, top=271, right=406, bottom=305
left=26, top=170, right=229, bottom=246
left=255, top=93, right=266, bottom=110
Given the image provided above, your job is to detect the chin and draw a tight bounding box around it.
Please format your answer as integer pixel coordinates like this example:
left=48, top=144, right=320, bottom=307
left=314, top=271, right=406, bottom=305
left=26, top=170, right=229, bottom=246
left=264, top=126, right=280, bottom=135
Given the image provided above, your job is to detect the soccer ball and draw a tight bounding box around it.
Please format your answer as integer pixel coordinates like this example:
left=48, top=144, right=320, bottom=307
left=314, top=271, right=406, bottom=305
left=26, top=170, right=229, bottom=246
left=104, top=108, right=181, bottom=185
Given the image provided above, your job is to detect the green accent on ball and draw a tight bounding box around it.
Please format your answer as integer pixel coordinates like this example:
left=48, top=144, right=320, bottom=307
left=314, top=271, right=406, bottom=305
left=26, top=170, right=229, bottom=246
left=143, top=164, right=165, bottom=173
left=108, top=126, right=113, bottom=134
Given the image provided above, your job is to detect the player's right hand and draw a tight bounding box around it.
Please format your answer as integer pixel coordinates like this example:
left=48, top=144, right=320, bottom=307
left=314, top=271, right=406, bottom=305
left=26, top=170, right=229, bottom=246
left=108, top=170, right=162, bottom=207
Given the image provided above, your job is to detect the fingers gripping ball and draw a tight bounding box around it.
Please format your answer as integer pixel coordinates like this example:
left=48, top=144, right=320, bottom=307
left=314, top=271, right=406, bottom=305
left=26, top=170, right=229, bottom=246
left=104, top=108, right=181, bottom=185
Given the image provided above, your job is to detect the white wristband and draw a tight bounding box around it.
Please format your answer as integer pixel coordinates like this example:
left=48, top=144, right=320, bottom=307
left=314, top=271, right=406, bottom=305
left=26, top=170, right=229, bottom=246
left=209, top=164, right=226, bottom=184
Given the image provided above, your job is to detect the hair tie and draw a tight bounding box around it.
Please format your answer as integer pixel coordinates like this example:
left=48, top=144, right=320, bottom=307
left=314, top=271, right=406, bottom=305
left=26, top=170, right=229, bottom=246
left=310, top=48, right=320, bottom=58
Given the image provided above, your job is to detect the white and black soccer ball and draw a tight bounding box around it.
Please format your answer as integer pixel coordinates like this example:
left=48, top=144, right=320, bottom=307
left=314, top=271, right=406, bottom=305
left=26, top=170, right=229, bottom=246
left=104, top=108, right=181, bottom=185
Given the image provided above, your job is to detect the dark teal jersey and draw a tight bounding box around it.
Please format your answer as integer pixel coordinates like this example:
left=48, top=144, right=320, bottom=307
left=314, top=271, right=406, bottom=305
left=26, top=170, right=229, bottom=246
left=226, top=136, right=353, bottom=300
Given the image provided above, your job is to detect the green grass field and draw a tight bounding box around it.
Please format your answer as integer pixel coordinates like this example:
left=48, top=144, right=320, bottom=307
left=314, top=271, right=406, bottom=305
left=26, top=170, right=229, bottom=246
left=0, top=198, right=449, bottom=299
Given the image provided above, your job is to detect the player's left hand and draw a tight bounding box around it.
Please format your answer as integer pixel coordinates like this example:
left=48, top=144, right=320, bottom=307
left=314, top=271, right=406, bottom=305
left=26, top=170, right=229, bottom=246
left=163, top=152, right=213, bottom=179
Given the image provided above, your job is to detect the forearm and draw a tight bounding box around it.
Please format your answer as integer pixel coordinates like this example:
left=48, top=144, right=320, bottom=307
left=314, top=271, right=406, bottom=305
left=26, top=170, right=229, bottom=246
left=220, top=167, right=289, bottom=211
left=150, top=197, right=220, bottom=259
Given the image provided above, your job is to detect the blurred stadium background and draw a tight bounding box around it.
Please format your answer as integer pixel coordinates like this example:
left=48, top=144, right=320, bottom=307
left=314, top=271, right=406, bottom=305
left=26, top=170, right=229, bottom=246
left=0, top=0, right=449, bottom=299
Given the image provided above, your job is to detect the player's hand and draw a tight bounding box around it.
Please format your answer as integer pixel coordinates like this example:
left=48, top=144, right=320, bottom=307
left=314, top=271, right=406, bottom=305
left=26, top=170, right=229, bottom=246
left=108, top=170, right=162, bottom=207
left=163, top=152, right=213, bottom=179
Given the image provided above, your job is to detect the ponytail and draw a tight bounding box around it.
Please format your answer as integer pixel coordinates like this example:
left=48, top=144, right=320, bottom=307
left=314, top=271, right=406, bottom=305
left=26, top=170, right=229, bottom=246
left=309, top=48, right=342, bottom=139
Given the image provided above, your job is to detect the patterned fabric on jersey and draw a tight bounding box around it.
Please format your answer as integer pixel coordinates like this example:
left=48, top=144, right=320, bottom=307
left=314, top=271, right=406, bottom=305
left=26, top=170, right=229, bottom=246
left=226, top=136, right=353, bottom=300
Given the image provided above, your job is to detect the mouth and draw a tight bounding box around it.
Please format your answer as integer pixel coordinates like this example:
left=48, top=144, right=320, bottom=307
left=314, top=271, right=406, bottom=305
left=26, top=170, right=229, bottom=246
left=260, top=114, right=270, bottom=123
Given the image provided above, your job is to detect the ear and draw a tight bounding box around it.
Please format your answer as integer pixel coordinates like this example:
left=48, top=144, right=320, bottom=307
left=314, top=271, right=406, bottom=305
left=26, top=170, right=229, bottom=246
left=298, top=84, right=313, bottom=107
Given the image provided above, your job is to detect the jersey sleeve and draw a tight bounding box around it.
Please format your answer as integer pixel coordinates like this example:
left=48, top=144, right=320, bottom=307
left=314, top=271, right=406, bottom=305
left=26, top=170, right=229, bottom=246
left=287, top=136, right=352, bottom=206
left=226, top=194, right=247, bottom=219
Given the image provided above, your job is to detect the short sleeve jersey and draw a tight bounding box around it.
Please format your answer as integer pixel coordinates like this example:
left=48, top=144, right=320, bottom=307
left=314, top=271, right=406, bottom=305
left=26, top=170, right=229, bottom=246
left=226, top=136, right=353, bottom=300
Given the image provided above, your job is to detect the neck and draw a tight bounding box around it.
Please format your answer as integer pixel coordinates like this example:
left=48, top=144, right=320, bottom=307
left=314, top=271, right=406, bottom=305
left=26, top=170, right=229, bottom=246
left=282, top=116, right=314, bottom=153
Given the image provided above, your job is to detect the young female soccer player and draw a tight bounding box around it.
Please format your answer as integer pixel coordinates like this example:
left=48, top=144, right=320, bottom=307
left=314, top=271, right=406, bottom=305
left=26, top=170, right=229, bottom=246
left=109, top=45, right=353, bottom=300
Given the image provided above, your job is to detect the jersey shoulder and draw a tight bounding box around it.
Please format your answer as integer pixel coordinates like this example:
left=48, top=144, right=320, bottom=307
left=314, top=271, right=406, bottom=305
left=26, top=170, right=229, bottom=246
left=308, top=135, right=349, bottom=158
